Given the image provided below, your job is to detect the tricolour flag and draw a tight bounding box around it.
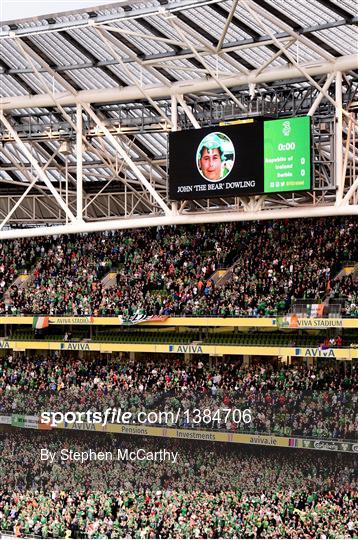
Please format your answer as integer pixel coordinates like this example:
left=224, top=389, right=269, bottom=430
left=32, top=316, right=49, bottom=329
left=306, top=304, right=324, bottom=318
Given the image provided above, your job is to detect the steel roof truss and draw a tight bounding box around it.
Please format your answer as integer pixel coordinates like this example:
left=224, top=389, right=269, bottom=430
left=94, top=25, right=172, bottom=126
left=168, top=15, right=246, bottom=111
left=0, top=112, right=76, bottom=222
left=245, top=1, right=355, bottom=124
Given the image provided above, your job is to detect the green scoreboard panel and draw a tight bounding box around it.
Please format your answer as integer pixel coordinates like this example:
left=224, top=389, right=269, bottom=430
left=264, top=116, right=311, bottom=193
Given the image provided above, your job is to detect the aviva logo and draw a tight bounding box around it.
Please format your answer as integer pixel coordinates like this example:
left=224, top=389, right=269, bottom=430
left=169, top=344, right=203, bottom=354
left=295, top=347, right=335, bottom=358
left=0, top=341, right=10, bottom=349
left=60, top=342, right=90, bottom=351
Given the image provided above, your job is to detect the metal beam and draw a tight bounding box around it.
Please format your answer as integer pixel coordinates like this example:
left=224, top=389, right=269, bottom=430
left=0, top=0, right=226, bottom=38
left=335, top=71, right=344, bottom=205
left=1, top=54, right=357, bottom=111
left=0, top=157, right=167, bottom=170
left=248, top=0, right=334, bottom=61
left=216, top=0, right=239, bottom=52
left=96, top=23, right=188, bottom=48
left=342, top=114, right=354, bottom=193
left=169, top=17, right=246, bottom=110
left=0, top=173, right=39, bottom=230
left=0, top=204, right=356, bottom=240
left=82, top=141, right=131, bottom=213
left=255, top=38, right=296, bottom=77
left=1, top=145, right=42, bottom=186
left=76, top=103, right=83, bottom=221
left=249, top=0, right=354, bottom=62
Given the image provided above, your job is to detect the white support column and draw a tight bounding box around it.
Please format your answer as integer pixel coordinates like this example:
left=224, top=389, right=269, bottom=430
left=65, top=158, right=69, bottom=224
left=308, top=73, right=335, bottom=117
left=253, top=195, right=266, bottom=211
left=335, top=71, right=344, bottom=205
left=177, top=95, right=201, bottom=129
left=76, top=103, right=83, bottom=221
left=242, top=195, right=266, bottom=212
left=171, top=95, right=178, bottom=131
left=216, top=0, right=239, bottom=52
left=342, top=114, right=354, bottom=191
left=0, top=112, right=76, bottom=223
left=340, top=178, right=358, bottom=206
left=171, top=95, right=179, bottom=216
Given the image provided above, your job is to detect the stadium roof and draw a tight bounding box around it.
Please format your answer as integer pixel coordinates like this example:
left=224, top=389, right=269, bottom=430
left=0, top=0, right=357, bottom=238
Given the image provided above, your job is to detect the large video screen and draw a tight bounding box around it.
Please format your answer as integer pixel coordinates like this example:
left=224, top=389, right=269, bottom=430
left=169, top=116, right=311, bottom=200
left=169, top=121, right=264, bottom=200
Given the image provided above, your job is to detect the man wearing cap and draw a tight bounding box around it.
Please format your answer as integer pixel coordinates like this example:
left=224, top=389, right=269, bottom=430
left=198, top=134, right=229, bottom=181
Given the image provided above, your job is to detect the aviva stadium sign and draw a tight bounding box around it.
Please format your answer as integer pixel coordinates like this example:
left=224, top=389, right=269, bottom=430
left=278, top=316, right=345, bottom=329
left=168, top=344, right=203, bottom=353
left=294, top=347, right=336, bottom=358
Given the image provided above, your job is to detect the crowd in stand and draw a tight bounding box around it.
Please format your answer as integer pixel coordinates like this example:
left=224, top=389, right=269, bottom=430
left=0, top=239, right=36, bottom=299
left=1, top=353, right=356, bottom=440
left=0, top=431, right=356, bottom=538
left=1, top=220, right=356, bottom=540
left=0, top=217, right=356, bottom=317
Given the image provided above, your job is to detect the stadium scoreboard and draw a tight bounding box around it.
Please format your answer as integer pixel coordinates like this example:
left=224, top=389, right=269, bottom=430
left=264, top=116, right=311, bottom=193
left=169, top=116, right=311, bottom=200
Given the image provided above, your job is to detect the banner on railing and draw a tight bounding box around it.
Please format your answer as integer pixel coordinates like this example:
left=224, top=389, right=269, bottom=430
left=0, top=315, right=355, bottom=328
left=0, top=414, right=355, bottom=452
left=277, top=316, right=344, bottom=329
left=299, top=439, right=358, bottom=453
